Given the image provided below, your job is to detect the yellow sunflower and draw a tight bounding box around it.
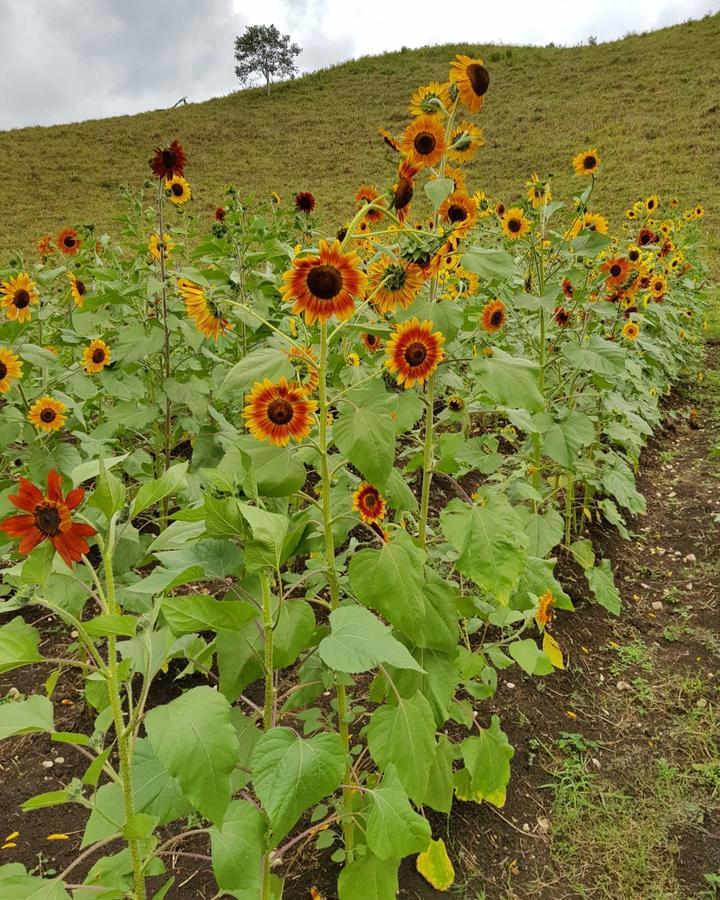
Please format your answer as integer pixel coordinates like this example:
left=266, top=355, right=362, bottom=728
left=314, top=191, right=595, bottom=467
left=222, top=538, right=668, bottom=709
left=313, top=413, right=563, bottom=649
left=526, top=173, right=552, bottom=209
left=572, top=148, right=601, bottom=176
left=82, top=339, right=111, bottom=374
left=0, top=347, right=22, bottom=393
left=645, top=195, right=660, bottom=214
left=650, top=274, right=667, bottom=298
left=281, top=240, right=366, bottom=326
left=67, top=272, right=88, bottom=308
left=473, top=190, right=493, bottom=218
left=176, top=278, right=233, bottom=340
left=622, top=320, right=640, bottom=341
left=385, top=318, right=445, bottom=389
left=1, top=273, right=39, bottom=324
left=28, top=395, right=67, bottom=432
left=402, top=115, right=447, bottom=169
left=500, top=207, right=531, bottom=240
left=149, top=232, right=175, bottom=261
left=567, top=211, right=609, bottom=239
left=243, top=378, right=317, bottom=447
left=368, top=255, right=424, bottom=314
left=449, top=54, right=490, bottom=113
left=447, top=121, right=485, bottom=163
left=165, top=175, right=192, bottom=205
left=409, top=81, right=451, bottom=116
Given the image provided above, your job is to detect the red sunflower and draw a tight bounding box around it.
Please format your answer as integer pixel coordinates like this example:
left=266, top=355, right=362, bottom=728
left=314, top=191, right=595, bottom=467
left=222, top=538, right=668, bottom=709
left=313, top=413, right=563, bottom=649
left=385, top=318, right=445, bottom=389
left=601, top=257, right=630, bottom=288
left=149, top=140, right=187, bottom=179
left=393, top=160, right=418, bottom=222
left=294, top=191, right=316, bottom=214
left=281, top=240, right=367, bottom=326
left=57, top=228, right=81, bottom=256
left=352, top=483, right=387, bottom=525
left=0, top=470, right=96, bottom=567
left=243, top=378, right=317, bottom=447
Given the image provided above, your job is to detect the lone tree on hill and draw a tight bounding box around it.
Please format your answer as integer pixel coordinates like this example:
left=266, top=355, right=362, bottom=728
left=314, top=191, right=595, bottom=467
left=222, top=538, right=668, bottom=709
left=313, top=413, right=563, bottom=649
left=234, top=24, right=301, bottom=94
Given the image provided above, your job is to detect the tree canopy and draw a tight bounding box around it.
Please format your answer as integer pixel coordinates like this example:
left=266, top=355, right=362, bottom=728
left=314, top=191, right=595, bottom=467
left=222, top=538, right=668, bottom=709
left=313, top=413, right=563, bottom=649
left=234, top=24, right=301, bottom=94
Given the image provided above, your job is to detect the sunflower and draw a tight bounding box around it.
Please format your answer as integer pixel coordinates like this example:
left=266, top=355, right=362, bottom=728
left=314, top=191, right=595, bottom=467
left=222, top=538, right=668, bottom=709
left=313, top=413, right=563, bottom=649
left=637, top=227, right=657, bottom=247
left=447, top=395, right=464, bottom=412
left=568, top=211, right=609, bottom=239
left=352, top=483, right=387, bottom=525
left=149, top=140, right=187, bottom=179
left=439, top=191, right=478, bottom=235
left=0, top=347, right=22, bottom=393
left=37, top=235, right=54, bottom=257
left=694, top=205, right=705, bottom=219
left=402, top=115, right=447, bottom=169
left=82, top=339, right=111, bottom=374
left=625, top=207, right=638, bottom=220
left=535, top=590, right=555, bottom=629
left=622, top=320, right=640, bottom=341
left=355, top=185, right=385, bottom=224
left=362, top=332, right=383, bottom=352
left=409, top=81, right=451, bottom=116
left=243, top=378, right=317, bottom=447
left=645, top=195, right=659, bottom=214
left=294, top=191, right=316, bottom=214
left=495, top=201, right=506, bottom=218
left=0, top=469, right=97, bottom=567
left=473, top=190, right=493, bottom=218
left=601, top=257, right=630, bottom=288
left=149, top=232, right=175, bottom=261
left=166, top=175, right=191, bottom=205
left=480, top=299, right=507, bottom=333
left=176, top=278, right=232, bottom=340
left=66, top=272, right=88, bottom=308
left=392, top=160, right=418, bottom=221
left=500, top=207, right=530, bottom=240
left=669, top=197, right=679, bottom=207
left=572, top=148, right=601, bottom=176
left=1, top=273, right=39, bottom=323
left=286, top=345, right=319, bottom=395
left=650, top=274, right=667, bottom=298
left=215, top=207, right=226, bottom=222
left=448, top=121, right=484, bottom=163
left=385, top=318, right=444, bottom=389
left=627, top=246, right=642, bottom=264
left=368, top=255, right=423, bottom=313
left=28, top=395, right=67, bottom=432
left=561, top=278, right=574, bottom=298
left=526, top=173, right=552, bottom=209
left=57, top=228, right=81, bottom=256
left=281, top=240, right=366, bottom=326
left=449, top=54, right=490, bottom=113
left=444, top=164, right=468, bottom=194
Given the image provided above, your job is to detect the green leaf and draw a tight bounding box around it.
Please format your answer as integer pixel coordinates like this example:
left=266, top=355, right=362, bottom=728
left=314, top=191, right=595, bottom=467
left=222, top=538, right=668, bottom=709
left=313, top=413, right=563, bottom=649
left=0, top=618, right=42, bottom=674
left=319, top=606, right=424, bottom=674
left=21, top=790, right=72, bottom=812
left=217, top=348, right=294, bottom=399
left=508, top=638, right=550, bottom=675
left=338, top=854, right=400, bottom=900
left=461, top=247, right=521, bottom=280
left=474, top=350, right=544, bottom=412
left=367, top=692, right=436, bottom=803
left=161, top=595, right=256, bottom=635
left=88, top=456, right=126, bottom=521
left=83, top=614, right=138, bottom=638
left=145, top=686, right=239, bottom=825
left=521, top=506, right=564, bottom=558
left=235, top=438, right=307, bottom=497
left=440, top=494, right=528, bottom=603
left=423, top=735, right=456, bottom=813
left=364, top=765, right=431, bottom=860
left=130, top=463, right=188, bottom=519
left=334, top=381, right=396, bottom=487
left=540, top=411, right=595, bottom=468
left=569, top=539, right=595, bottom=570
left=251, top=727, right=345, bottom=843
left=0, top=695, right=54, bottom=742
left=424, top=177, right=454, bottom=210
left=458, top=715, right=514, bottom=807
left=210, top=799, right=266, bottom=893
left=0, top=867, right=71, bottom=900
left=586, top=559, right=621, bottom=616
left=562, top=335, right=626, bottom=376
left=239, top=504, right=289, bottom=572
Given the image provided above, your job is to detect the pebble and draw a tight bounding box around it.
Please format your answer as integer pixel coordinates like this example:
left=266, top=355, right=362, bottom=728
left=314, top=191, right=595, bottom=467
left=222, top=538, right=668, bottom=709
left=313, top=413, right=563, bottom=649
left=506, top=682, right=516, bottom=689
left=41, top=761, right=53, bottom=769
left=696, top=699, right=708, bottom=709
left=591, top=757, right=601, bottom=770
left=616, top=680, right=632, bottom=691
left=687, top=583, right=694, bottom=591
left=651, top=601, right=663, bottom=611
left=54, top=757, right=64, bottom=765
left=70, top=630, right=79, bottom=638
left=522, top=823, right=530, bottom=832
left=536, top=816, right=551, bottom=833
left=684, top=553, right=697, bottom=563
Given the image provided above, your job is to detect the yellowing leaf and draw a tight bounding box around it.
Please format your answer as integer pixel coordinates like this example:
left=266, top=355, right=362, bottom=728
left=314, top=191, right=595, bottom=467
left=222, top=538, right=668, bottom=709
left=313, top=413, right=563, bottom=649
left=543, top=632, right=564, bottom=669
left=416, top=838, right=455, bottom=891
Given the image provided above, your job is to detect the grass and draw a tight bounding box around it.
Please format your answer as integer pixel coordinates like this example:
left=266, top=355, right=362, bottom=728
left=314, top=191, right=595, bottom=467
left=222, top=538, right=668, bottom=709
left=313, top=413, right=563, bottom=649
left=2, top=14, right=720, bottom=265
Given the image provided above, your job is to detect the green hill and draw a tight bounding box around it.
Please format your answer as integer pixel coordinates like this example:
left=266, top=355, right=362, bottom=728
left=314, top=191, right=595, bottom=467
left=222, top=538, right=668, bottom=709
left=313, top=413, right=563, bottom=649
left=2, top=14, right=720, bottom=262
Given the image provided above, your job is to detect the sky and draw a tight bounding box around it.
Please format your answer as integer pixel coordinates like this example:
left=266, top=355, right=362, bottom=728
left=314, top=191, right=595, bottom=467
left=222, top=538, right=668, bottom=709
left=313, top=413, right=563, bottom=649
left=1, top=0, right=718, bottom=130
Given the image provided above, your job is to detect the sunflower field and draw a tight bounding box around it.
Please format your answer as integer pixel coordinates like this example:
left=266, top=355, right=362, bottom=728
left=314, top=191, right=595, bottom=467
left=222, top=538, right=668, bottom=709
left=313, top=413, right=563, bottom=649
left=0, top=54, right=709, bottom=900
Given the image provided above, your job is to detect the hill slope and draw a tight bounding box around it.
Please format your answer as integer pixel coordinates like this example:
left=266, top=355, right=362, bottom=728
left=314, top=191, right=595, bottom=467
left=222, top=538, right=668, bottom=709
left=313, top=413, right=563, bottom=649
left=2, top=14, right=720, bottom=260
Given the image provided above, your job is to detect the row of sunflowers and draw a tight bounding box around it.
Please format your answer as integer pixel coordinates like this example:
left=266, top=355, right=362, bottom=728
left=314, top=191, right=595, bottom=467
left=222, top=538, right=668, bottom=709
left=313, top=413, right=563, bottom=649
left=0, top=51, right=709, bottom=899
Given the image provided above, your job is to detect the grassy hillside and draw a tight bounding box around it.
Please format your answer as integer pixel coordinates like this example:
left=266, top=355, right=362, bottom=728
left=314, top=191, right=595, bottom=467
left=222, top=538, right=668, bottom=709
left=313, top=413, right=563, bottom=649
left=2, top=14, right=720, bottom=262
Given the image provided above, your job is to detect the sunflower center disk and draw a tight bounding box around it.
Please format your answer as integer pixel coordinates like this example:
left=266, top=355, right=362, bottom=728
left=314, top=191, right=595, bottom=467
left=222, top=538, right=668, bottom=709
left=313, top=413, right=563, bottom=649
left=365, top=492, right=379, bottom=509
left=14, top=289, right=30, bottom=308
left=33, top=503, right=61, bottom=536
left=414, top=133, right=436, bottom=155
left=172, top=184, right=183, bottom=196
left=306, top=264, right=343, bottom=300
left=610, top=265, right=622, bottom=277
left=40, top=409, right=56, bottom=423
left=267, top=398, right=294, bottom=426
left=162, top=150, right=177, bottom=168
left=64, top=236, right=76, bottom=247
left=448, top=204, right=467, bottom=223
left=508, top=218, right=521, bottom=233
left=0, top=363, right=7, bottom=379
left=404, top=341, right=428, bottom=367
left=76, top=281, right=86, bottom=294
left=466, top=63, right=490, bottom=96
left=92, top=349, right=106, bottom=364
left=491, top=311, right=503, bottom=326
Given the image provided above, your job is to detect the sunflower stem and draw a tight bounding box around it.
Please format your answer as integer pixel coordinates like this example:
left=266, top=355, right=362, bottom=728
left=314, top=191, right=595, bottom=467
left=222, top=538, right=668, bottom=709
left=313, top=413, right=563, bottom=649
left=317, top=319, right=355, bottom=859
left=260, top=569, right=275, bottom=900
left=418, top=373, right=435, bottom=547
left=155, top=178, right=173, bottom=525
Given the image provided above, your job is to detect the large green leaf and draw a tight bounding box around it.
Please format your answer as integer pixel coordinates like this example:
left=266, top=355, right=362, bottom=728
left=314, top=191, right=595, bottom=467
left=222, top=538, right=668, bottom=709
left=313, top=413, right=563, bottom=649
left=338, top=854, right=400, bottom=900
left=363, top=765, right=431, bottom=860
left=562, top=335, right=626, bottom=375
left=367, top=692, right=436, bottom=803
left=333, top=381, right=396, bottom=486
left=145, top=686, right=239, bottom=825
left=0, top=867, right=71, bottom=900
left=217, top=348, right=294, bottom=399
left=424, top=177, right=454, bottom=210
left=238, top=504, right=289, bottom=571
left=130, top=462, right=188, bottom=518
left=251, top=727, right=345, bottom=843
left=539, top=411, right=595, bottom=468
left=423, top=735, right=455, bottom=813
left=210, top=799, right=266, bottom=893
left=461, top=247, right=521, bottom=280
left=318, top=606, right=424, bottom=674
left=458, top=715, right=514, bottom=807
left=161, top=595, right=256, bottom=635
left=440, top=493, right=528, bottom=603
left=0, top=695, right=54, bottom=742
left=586, top=559, right=622, bottom=615
left=0, top=617, right=42, bottom=675
left=474, top=350, right=544, bottom=412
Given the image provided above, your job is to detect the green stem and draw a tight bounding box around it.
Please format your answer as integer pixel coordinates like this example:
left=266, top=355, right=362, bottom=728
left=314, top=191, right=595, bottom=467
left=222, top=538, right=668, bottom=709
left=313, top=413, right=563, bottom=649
left=261, top=571, right=274, bottom=731
left=418, top=375, right=435, bottom=547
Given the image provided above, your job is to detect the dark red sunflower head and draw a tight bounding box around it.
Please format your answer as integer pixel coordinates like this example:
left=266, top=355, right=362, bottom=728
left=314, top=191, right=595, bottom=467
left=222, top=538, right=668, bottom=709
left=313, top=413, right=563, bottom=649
left=149, top=140, right=187, bottom=180
left=0, top=470, right=96, bottom=567
left=214, top=207, right=226, bottom=222
left=294, top=191, right=316, bottom=214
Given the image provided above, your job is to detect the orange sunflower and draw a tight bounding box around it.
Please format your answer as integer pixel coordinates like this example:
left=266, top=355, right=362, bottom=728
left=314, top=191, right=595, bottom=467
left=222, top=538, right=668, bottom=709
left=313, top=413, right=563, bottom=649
left=439, top=191, right=478, bottom=235
left=243, top=378, right=317, bottom=447
left=28, top=395, right=67, bottom=432
left=281, top=240, right=366, bottom=326
left=1, top=273, right=39, bottom=323
left=67, top=272, right=88, bottom=308
left=176, top=278, right=233, bottom=340
left=361, top=332, right=383, bottom=352
left=368, top=255, right=424, bottom=313
left=480, top=299, right=507, bottom=333
left=355, top=185, right=385, bottom=224
left=82, top=339, right=111, bottom=374
left=535, top=590, right=555, bottom=629
left=385, top=318, right=445, bottom=389
left=0, top=469, right=97, bottom=568
left=57, top=228, right=81, bottom=255
left=392, top=160, right=418, bottom=222
left=378, top=127, right=400, bottom=153
left=352, top=483, right=387, bottom=525
left=572, top=148, right=601, bottom=176
left=285, top=345, right=319, bottom=395
left=500, top=207, right=530, bottom=240
left=449, top=55, right=490, bottom=113
left=37, top=235, right=54, bottom=257
left=600, top=257, right=630, bottom=288
left=447, top=121, right=484, bottom=163
left=402, top=115, right=447, bottom=169
left=0, top=347, right=22, bottom=393
left=445, top=164, right=468, bottom=194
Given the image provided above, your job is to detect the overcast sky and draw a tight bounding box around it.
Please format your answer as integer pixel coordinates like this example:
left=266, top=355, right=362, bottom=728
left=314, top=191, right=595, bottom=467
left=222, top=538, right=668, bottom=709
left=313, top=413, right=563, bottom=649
left=1, top=0, right=718, bottom=130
